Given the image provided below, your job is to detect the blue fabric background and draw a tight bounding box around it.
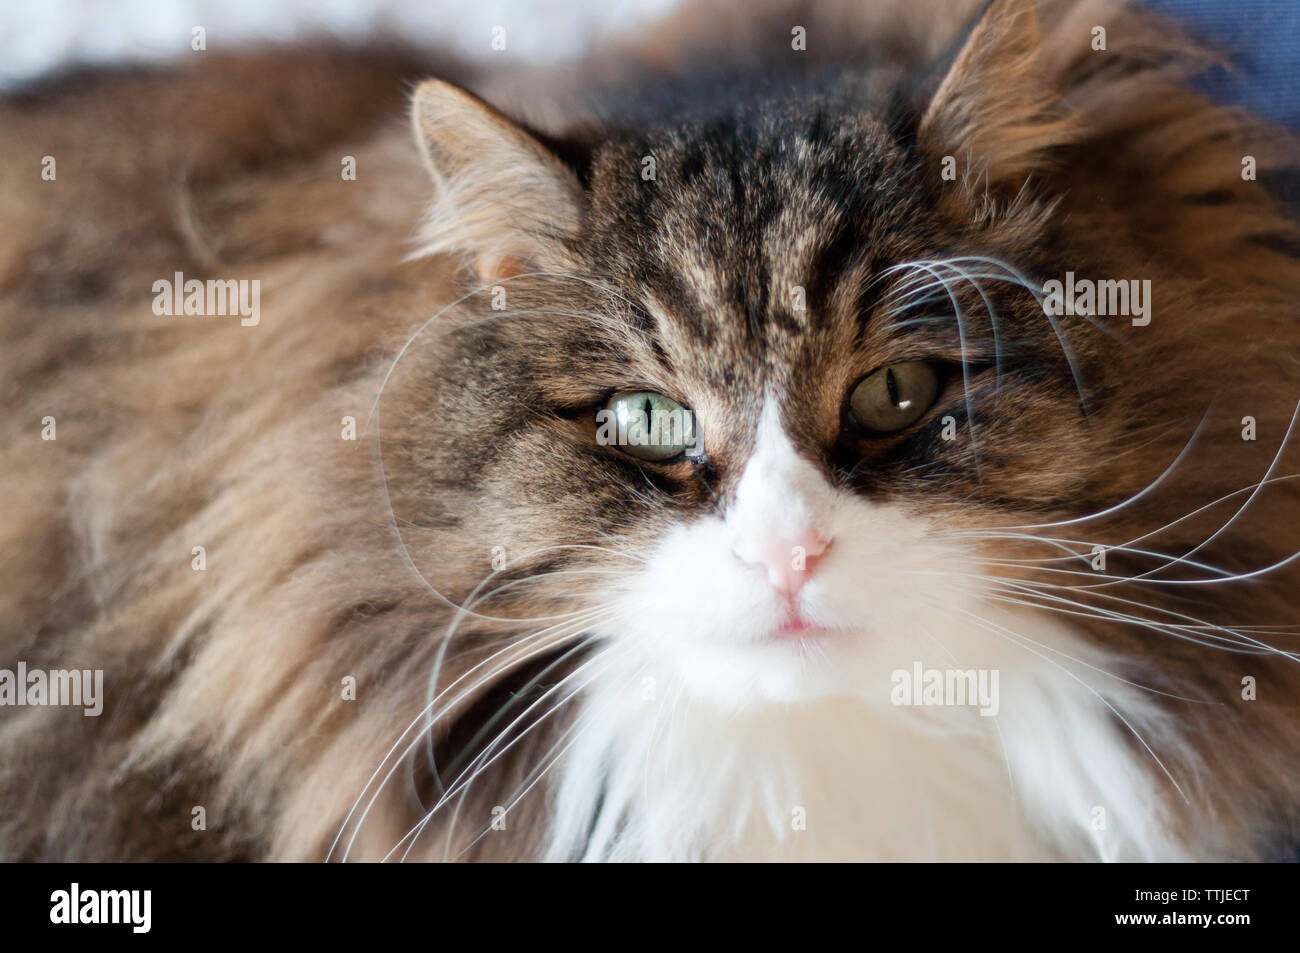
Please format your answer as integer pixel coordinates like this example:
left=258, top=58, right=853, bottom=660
left=1145, top=0, right=1300, bottom=128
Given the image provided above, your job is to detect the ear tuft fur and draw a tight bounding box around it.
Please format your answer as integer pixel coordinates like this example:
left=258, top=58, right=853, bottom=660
left=409, top=80, right=583, bottom=282
left=919, top=0, right=1073, bottom=192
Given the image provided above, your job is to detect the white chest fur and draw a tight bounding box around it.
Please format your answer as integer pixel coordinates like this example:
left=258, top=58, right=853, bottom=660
left=543, top=617, right=1193, bottom=862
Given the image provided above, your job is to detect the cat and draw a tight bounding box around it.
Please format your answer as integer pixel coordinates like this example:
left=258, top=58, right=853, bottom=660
left=2, top=0, right=1299, bottom=862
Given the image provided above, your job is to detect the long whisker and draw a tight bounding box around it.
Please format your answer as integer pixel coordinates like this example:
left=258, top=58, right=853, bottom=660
left=940, top=602, right=1191, bottom=805
left=1101, top=397, right=1300, bottom=587
left=417, top=546, right=637, bottom=788
left=440, top=647, right=638, bottom=862
left=438, top=646, right=631, bottom=861
left=330, top=607, right=609, bottom=861
left=960, top=534, right=1235, bottom=579
left=907, top=566, right=1294, bottom=657
left=381, top=635, right=619, bottom=861
left=956, top=468, right=1300, bottom=597
left=977, top=404, right=1214, bottom=532
left=880, top=260, right=984, bottom=478
left=449, top=704, right=602, bottom=862
left=984, top=576, right=1298, bottom=659
left=915, top=619, right=1019, bottom=802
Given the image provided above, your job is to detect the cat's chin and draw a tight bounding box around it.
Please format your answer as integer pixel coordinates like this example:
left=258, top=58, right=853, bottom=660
left=601, top=620, right=895, bottom=708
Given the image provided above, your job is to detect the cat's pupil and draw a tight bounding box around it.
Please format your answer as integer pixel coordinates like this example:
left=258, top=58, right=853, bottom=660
left=886, top=368, right=901, bottom=408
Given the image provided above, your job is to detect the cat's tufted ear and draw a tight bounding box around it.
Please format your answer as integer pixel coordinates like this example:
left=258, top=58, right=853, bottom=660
left=918, top=0, right=1070, bottom=190
left=410, top=80, right=583, bottom=282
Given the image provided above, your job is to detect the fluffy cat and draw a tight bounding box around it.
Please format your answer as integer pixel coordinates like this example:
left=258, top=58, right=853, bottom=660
left=1, top=0, right=1298, bottom=861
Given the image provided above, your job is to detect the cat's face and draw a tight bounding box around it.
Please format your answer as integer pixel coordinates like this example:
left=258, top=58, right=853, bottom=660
left=403, top=57, right=1126, bottom=708
left=571, top=114, right=1115, bottom=704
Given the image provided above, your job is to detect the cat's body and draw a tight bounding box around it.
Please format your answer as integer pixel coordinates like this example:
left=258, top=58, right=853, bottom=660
left=2, top=0, right=1299, bottom=861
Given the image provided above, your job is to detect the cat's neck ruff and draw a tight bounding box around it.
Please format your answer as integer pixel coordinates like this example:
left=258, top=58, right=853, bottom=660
left=545, top=613, right=1193, bottom=862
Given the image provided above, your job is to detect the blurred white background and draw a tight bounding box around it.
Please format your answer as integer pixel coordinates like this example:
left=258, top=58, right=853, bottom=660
left=0, top=0, right=684, bottom=88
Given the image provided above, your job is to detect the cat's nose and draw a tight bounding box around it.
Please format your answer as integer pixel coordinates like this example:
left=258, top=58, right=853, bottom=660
left=734, top=528, right=832, bottom=600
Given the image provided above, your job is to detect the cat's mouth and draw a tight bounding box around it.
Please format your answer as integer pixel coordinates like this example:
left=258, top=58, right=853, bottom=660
left=767, top=608, right=841, bottom=643
left=775, top=611, right=820, bottom=639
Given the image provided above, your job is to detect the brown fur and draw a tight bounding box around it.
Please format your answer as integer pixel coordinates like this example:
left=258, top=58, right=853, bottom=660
left=2, top=1, right=1299, bottom=860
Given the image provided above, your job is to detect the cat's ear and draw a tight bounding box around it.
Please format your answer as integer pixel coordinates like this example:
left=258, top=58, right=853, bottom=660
left=918, top=0, right=1069, bottom=190
left=410, top=80, right=583, bottom=282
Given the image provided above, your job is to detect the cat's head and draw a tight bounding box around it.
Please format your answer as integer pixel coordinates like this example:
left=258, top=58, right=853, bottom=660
left=389, top=0, right=1292, bottom=709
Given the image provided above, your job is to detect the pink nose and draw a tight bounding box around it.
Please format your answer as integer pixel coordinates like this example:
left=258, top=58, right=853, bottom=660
left=737, top=529, right=831, bottom=600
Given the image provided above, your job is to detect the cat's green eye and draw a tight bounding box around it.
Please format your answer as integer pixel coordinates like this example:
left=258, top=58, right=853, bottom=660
left=848, top=362, right=940, bottom=434
left=598, top=391, right=699, bottom=462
